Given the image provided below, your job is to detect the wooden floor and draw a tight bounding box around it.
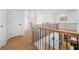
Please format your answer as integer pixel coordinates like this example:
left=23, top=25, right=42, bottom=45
left=0, top=31, right=35, bottom=50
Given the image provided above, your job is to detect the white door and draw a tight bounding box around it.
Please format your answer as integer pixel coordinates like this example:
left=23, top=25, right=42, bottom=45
left=24, top=16, right=29, bottom=33
left=8, top=10, right=25, bottom=38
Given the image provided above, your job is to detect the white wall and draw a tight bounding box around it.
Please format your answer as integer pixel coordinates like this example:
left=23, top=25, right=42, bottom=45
left=24, top=10, right=36, bottom=29
left=35, top=9, right=79, bottom=25
left=36, top=10, right=54, bottom=24
left=0, top=10, right=8, bottom=48
left=55, top=10, right=79, bottom=32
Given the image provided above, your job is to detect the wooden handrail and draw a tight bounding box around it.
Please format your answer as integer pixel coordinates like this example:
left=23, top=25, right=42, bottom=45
left=31, top=25, right=79, bottom=37
left=31, top=25, right=79, bottom=50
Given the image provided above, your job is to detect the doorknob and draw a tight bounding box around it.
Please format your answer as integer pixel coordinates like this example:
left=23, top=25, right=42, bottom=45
left=0, top=25, right=3, bottom=28
left=19, top=24, right=22, bottom=26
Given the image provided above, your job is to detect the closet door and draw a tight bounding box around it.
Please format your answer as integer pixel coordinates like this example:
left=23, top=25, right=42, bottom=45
left=16, top=10, right=25, bottom=36
left=0, top=10, right=7, bottom=48
left=8, top=10, right=25, bottom=38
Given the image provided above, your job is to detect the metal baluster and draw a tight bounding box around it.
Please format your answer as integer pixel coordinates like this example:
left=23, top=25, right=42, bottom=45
left=36, top=28, right=39, bottom=50
left=40, top=28, right=41, bottom=50
left=59, top=33, right=61, bottom=50
left=53, top=32, right=55, bottom=50
left=36, top=28, right=37, bottom=50
left=49, top=30, right=50, bottom=50
left=32, top=28, right=34, bottom=43
left=45, top=30, right=46, bottom=50
left=32, top=28, right=34, bottom=49
left=34, top=28, right=36, bottom=50
left=33, top=28, right=35, bottom=49
left=65, top=35, right=68, bottom=50
left=77, top=37, right=78, bottom=50
left=52, top=24, right=55, bottom=50
left=38, top=28, right=40, bottom=50
left=69, top=36, right=71, bottom=50
left=42, top=29, right=44, bottom=50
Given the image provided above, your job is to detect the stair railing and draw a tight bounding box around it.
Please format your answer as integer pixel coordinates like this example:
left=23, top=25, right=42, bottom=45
left=31, top=24, right=79, bottom=50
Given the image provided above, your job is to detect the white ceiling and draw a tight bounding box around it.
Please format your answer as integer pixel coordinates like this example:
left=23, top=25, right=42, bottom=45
left=35, top=9, right=77, bottom=15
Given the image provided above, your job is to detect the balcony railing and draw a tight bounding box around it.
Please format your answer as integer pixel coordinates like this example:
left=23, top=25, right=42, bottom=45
left=31, top=24, right=79, bottom=50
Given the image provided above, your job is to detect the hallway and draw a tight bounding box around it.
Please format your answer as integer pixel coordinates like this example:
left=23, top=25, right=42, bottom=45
left=0, top=9, right=78, bottom=50
left=0, top=31, right=35, bottom=50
